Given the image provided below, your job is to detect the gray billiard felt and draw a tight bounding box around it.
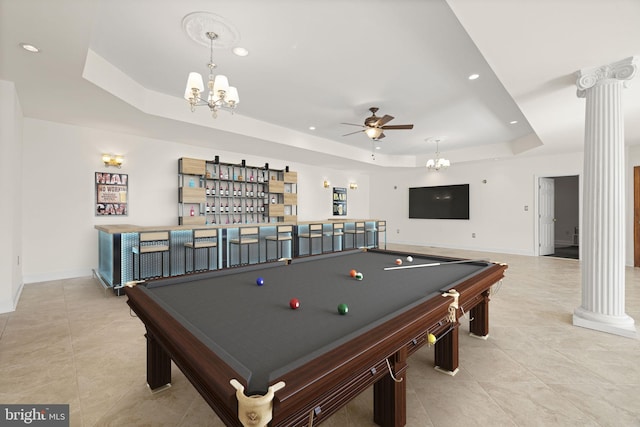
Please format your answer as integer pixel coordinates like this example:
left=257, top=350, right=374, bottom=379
left=143, top=251, right=487, bottom=394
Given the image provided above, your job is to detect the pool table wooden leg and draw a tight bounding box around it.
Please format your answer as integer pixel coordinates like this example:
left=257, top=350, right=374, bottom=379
left=146, top=331, right=171, bottom=391
left=469, top=290, right=490, bottom=338
left=434, top=323, right=459, bottom=375
left=373, top=347, right=408, bottom=427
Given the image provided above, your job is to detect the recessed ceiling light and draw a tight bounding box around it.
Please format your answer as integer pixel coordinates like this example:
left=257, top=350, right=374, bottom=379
left=509, top=120, right=518, bottom=124
left=20, top=43, right=40, bottom=53
left=232, top=47, right=249, bottom=57
left=468, top=73, right=479, bottom=80
left=308, top=126, right=316, bottom=130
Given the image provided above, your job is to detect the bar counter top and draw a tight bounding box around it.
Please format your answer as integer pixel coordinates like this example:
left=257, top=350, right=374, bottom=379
left=95, top=219, right=382, bottom=235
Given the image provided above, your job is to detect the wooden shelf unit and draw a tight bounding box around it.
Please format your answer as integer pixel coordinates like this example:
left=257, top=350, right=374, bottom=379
left=178, top=158, right=207, bottom=225
left=178, top=157, right=297, bottom=225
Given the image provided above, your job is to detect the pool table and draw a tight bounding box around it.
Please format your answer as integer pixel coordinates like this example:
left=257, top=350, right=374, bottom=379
left=125, top=248, right=507, bottom=427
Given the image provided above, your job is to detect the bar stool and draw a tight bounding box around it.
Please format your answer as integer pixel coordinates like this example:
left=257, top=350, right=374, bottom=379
left=327, top=222, right=344, bottom=252
left=229, top=227, right=260, bottom=266
left=132, top=231, right=170, bottom=279
left=344, top=222, right=365, bottom=249
left=184, top=229, right=218, bottom=273
left=264, top=225, right=293, bottom=261
left=376, top=220, right=387, bottom=249
left=298, top=223, right=324, bottom=256
left=365, top=222, right=378, bottom=248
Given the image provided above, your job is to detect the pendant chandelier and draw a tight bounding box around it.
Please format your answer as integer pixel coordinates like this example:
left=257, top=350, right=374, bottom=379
left=426, top=138, right=450, bottom=171
left=184, top=31, right=239, bottom=118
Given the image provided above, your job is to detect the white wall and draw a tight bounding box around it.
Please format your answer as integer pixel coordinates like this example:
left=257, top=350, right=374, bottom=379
left=0, top=80, right=24, bottom=312
left=20, top=118, right=370, bottom=283
left=370, top=154, right=584, bottom=256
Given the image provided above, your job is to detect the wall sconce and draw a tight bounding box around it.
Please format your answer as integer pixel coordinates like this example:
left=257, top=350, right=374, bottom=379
left=102, top=154, right=124, bottom=168
left=323, top=180, right=330, bottom=188
left=349, top=182, right=358, bottom=190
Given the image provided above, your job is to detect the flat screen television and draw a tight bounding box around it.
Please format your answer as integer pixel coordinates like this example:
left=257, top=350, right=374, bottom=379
left=409, top=184, right=470, bottom=219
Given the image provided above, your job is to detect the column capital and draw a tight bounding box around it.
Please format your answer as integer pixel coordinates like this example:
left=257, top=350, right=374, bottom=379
left=576, top=56, right=638, bottom=98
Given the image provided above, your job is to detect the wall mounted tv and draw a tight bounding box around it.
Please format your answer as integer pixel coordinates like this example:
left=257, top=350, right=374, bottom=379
left=409, top=184, right=470, bottom=220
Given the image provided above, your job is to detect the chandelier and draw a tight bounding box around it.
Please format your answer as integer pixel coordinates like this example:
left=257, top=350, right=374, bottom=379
left=426, top=138, right=450, bottom=171
left=184, top=31, right=239, bottom=118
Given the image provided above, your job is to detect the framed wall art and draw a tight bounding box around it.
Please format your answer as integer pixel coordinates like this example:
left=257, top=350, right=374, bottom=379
left=95, top=172, right=128, bottom=216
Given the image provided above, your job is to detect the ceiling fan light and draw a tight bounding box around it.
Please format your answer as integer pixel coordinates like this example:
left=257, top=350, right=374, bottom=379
left=365, top=127, right=382, bottom=139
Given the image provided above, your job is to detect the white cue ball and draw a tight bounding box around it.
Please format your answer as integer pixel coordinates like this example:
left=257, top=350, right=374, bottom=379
left=407, top=256, right=413, bottom=262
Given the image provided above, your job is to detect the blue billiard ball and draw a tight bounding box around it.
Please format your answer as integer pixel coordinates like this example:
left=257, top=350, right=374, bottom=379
left=256, top=277, right=265, bottom=286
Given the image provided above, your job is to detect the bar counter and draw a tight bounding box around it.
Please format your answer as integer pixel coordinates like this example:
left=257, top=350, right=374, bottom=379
left=95, top=219, right=385, bottom=294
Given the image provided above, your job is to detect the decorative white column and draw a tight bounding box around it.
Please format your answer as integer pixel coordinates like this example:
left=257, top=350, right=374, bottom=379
left=573, top=56, right=637, bottom=338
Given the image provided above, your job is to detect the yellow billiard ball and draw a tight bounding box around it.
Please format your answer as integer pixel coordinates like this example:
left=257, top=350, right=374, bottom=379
left=427, top=333, right=436, bottom=344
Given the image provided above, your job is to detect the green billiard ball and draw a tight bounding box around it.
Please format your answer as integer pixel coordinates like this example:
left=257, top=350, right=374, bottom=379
left=355, top=272, right=363, bottom=280
left=337, top=303, right=349, bottom=315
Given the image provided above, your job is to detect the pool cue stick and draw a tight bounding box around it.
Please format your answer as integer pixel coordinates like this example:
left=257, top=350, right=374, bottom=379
left=383, top=259, right=489, bottom=271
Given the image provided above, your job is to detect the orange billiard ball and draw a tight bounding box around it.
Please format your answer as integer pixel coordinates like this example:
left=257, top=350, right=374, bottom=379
left=395, top=258, right=403, bottom=265
left=349, top=269, right=357, bottom=278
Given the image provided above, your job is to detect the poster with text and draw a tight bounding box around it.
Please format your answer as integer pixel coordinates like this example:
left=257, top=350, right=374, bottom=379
left=96, top=172, right=128, bottom=216
left=333, top=187, right=347, bottom=216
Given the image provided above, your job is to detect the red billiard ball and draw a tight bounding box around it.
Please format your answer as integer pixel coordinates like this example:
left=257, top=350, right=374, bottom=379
left=289, top=298, right=300, bottom=309
left=349, top=269, right=357, bottom=278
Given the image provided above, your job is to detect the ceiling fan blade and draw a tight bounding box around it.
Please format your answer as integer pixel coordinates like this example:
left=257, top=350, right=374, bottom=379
left=376, top=115, right=395, bottom=126
left=380, top=124, right=414, bottom=130
left=375, top=132, right=386, bottom=140
left=341, top=122, right=365, bottom=127
left=342, top=129, right=365, bottom=137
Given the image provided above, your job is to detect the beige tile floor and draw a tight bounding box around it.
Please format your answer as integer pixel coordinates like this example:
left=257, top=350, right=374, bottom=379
left=1, top=244, right=639, bottom=427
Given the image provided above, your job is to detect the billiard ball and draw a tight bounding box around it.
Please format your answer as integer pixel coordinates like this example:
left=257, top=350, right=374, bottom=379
left=395, top=258, right=402, bottom=265
left=349, top=269, right=357, bottom=278
left=427, top=333, right=436, bottom=344
left=289, top=298, right=300, bottom=309
left=407, top=256, right=413, bottom=262
left=337, top=303, right=349, bottom=315
left=355, top=272, right=363, bottom=280
left=256, top=277, right=265, bottom=286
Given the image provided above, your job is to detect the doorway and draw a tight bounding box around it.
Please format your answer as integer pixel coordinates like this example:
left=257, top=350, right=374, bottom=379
left=634, top=166, right=640, bottom=267
left=538, top=175, right=580, bottom=259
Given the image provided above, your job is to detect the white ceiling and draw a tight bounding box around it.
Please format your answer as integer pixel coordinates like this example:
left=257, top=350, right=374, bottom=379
left=1, top=0, right=639, bottom=171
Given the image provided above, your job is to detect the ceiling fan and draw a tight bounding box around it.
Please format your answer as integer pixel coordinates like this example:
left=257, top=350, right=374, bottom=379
left=342, top=107, right=414, bottom=140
